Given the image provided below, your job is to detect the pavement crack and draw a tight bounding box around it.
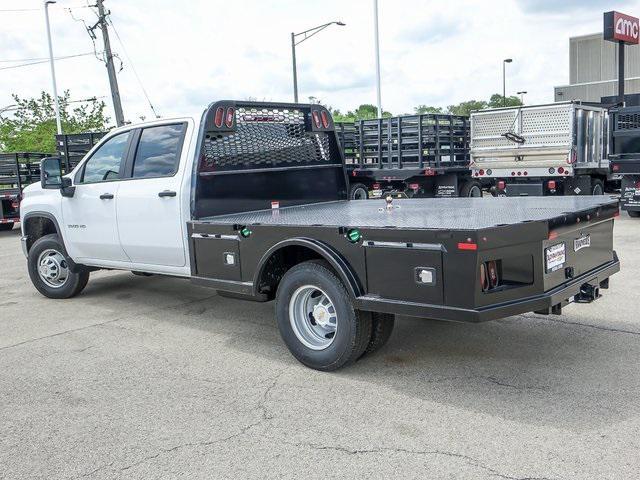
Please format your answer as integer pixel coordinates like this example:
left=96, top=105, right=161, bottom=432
left=115, top=368, right=289, bottom=472
left=531, top=315, right=640, bottom=336
left=282, top=441, right=556, bottom=480
left=0, top=294, right=218, bottom=352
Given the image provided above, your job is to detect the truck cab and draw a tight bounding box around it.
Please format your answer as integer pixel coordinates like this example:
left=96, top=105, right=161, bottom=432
left=21, top=117, right=196, bottom=276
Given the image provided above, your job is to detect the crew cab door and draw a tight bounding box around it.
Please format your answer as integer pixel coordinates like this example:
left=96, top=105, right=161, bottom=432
left=115, top=122, right=188, bottom=267
left=61, top=131, right=133, bottom=262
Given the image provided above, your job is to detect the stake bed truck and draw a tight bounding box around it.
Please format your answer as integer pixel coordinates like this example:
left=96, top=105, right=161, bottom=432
left=609, top=106, right=640, bottom=217
left=21, top=101, right=620, bottom=371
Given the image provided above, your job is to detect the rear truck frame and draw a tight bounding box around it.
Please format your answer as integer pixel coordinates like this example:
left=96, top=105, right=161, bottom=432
left=609, top=106, right=640, bottom=217
left=336, top=113, right=482, bottom=199
left=470, top=102, right=619, bottom=197
left=0, top=153, right=48, bottom=231
left=23, top=100, right=620, bottom=371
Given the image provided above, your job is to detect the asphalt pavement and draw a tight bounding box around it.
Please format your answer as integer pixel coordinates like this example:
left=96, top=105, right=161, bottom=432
left=1, top=215, right=639, bottom=479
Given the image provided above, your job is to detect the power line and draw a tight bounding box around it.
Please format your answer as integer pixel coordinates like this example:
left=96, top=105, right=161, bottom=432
left=0, top=52, right=98, bottom=63
left=0, top=52, right=100, bottom=71
left=0, top=5, right=92, bottom=13
left=108, top=17, right=160, bottom=118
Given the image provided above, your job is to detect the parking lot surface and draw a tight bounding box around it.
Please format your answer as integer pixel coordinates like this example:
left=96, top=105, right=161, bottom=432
left=1, top=215, right=639, bottom=480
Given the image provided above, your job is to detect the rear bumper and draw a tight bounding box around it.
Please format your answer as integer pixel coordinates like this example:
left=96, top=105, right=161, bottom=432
left=355, top=252, right=620, bottom=323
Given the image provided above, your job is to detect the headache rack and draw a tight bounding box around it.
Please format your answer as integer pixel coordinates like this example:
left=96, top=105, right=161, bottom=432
left=56, top=132, right=108, bottom=171
left=194, top=100, right=347, bottom=218
left=336, top=113, right=470, bottom=171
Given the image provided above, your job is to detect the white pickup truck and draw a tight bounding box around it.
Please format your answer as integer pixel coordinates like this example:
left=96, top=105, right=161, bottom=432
left=20, top=101, right=620, bottom=371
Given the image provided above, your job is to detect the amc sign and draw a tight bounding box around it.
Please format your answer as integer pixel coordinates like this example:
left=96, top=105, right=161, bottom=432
left=604, top=11, right=639, bottom=44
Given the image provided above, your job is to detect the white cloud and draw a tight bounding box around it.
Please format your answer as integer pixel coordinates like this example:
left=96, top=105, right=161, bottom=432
left=0, top=0, right=639, bottom=124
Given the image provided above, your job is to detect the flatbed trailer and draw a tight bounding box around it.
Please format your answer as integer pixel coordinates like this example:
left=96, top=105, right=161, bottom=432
left=336, top=113, right=479, bottom=199
left=0, top=152, right=48, bottom=230
left=55, top=132, right=107, bottom=172
left=609, top=106, right=640, bottom=217
left=22, top=100, right=620, bottom=371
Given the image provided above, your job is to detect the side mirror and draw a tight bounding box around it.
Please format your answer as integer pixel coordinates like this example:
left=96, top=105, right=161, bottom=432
left=41, top=157, right=63, bottom=189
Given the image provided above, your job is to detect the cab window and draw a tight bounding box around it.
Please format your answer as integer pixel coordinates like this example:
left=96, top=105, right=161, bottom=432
left=131, top=124, right=185, bottom=179
left=81, top=132, right=131, bottom=183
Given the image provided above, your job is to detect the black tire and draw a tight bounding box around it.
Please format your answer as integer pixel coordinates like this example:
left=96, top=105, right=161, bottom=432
left=628, top=210, right=640, bottom=218
left=0, top=223, right=14, bottom=231
left=460, top=180, right=482, bottom=197
left=275, top=260, right=372, bottom=371
left=349, top=183, right=369, bottom=200
left=591, top=178, right=604, bottom=195
left=27, top=234, right=89, bottom=299
left=363, top=312, right=395, bottom=356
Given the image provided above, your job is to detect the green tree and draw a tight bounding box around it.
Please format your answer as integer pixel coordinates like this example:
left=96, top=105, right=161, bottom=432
left=0, top=90, right=110, bottom=153
left=487, top=93, right=523, bottom=108
left=414, top=104, right=445, bottom=114
left=330, top=104, right=393, bottom=123
left=447, top=100, right=488, bottom=116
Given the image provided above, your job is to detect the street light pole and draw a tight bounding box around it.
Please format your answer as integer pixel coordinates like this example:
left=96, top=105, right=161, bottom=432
left=517, top=90, right=527, bottom=104
left=373, top=0, right=382, bottom=117
left=291, top=21, right=345, bottom=103
left=502, top=58, right=512, bottom=107
left=44, top=0, right=62, bottom=135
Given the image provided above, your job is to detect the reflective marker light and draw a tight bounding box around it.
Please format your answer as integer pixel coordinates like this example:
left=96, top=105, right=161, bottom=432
left=214, top=107, right=224, bottom=128
left=225, top=107, right=235, bottom=128
left=457, top=242, right=478, bottom=251
left=320, top=110, right=330, bottom=128
left=347, top=228, right=361, bottom=243
left=240, top=227, right=252, bottom=238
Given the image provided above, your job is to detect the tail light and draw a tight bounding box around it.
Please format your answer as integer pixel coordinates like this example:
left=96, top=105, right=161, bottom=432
left=548, top=180, right=556, bottom=190
left=612, top=164, right=620, bottom=172
left=224, top=107, right=235, bottom=128
left=635, top=181, right=640, bottom=189
left=486, top=261, right=499, bottom=288
left=480, top=260, right=501, bottom=292
left=312, top=110, right=322, bottom=128
left=409, top=183, right=419, bottom=190
left=558, top=167, right=565, bottom=174
left=479, top=169, right=485, bottom=176
left=497, top=180, right=505, bottom=190
left=372, top=183, right=380, bottom=190
left=523, top=171, right=528, bottom=176
left=320, top=110, right=330, bottom=129
left=214, top=107, right=224, bottom=128
left=11, top=199, right=20, bottom=210
left=480, top=263, right=488, bottom=291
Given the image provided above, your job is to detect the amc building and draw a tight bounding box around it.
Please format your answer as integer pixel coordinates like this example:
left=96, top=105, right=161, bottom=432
left=554, top=33, right=640, bottom=103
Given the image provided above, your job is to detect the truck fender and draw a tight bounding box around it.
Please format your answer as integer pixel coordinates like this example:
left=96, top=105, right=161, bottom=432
left=252, top=238, right=364, bottom=299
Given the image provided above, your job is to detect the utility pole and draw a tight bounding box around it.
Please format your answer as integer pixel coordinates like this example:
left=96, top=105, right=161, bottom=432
left=44, top=1, right=62, bottom=134
left=95, top=0, right=124, bottom=126
left=373, top=0, right=382, bottom=117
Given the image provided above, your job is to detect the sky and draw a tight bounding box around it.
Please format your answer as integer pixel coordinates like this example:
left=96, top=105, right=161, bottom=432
left=0, top=0, right=638, bottom=124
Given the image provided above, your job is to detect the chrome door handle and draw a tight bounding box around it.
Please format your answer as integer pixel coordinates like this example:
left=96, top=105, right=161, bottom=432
left=158, top=190, right=177, bottom=197
left=99, top=193, right=114, bottom=200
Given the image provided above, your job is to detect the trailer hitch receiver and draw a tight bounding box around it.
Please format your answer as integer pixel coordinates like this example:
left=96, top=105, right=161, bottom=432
left=574, top=283, right=600, bottom=303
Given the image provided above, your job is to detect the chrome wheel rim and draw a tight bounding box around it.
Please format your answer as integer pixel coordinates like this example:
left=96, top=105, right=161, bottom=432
left=37, top=249, right=69, bottom=288
left=289, top=285, right=337, bottom=350
left=352, top=187, right=367, bottom=200
left=468, top=185, right=482, bottom=197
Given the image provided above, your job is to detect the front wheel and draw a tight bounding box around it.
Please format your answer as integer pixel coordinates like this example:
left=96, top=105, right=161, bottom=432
left=27, top=234, right=89, bottom=299
left=275, top=260, right=372, bottom=371
left=628, top=210, right=640, bottom=218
